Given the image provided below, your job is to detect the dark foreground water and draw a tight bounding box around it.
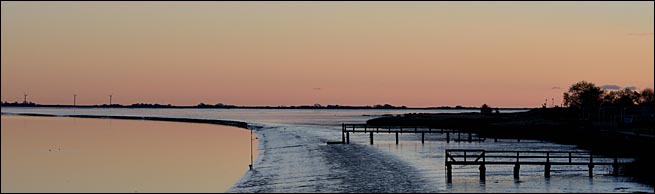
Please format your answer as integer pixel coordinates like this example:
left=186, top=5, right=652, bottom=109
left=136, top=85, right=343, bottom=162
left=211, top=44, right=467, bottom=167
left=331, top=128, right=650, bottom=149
left=2, top=107, right=652, bottom=193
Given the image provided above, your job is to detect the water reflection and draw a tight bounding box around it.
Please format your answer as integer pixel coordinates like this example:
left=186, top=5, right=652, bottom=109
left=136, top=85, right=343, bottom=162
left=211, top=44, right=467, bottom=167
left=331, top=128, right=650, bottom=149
left=2, top=108, right=652, bottom=193
left=1, top=115, right=257, bottom=193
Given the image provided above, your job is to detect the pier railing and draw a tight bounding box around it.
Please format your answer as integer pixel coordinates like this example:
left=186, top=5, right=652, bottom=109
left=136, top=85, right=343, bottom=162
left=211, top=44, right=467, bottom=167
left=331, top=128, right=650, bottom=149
left=445, top=149, right=624, bottom=182
left=340, top=123, right=482, bottom=145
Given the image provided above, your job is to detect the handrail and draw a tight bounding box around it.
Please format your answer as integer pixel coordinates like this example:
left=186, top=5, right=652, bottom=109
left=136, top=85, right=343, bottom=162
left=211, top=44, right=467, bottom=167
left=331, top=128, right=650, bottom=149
left=445, top=149, right=622, bottom=165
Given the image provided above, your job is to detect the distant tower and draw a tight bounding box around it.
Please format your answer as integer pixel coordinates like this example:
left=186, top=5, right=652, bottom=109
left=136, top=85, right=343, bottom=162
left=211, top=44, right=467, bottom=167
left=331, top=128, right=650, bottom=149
left=73, top=94, right=77, bottom=107
left=545, top=98, right=548, bottom=108
left=109, top=95, right=113, bottom=106
left=23, top=93, right=28, bottom=104
left=552, top=98, right=555, bottom=107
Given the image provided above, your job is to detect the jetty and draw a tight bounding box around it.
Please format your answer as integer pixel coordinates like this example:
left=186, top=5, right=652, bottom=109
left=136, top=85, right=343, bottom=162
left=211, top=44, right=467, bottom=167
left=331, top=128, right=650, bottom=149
left=340, top=123, right=484, bottom=145
left=445, top=149, right=625, bottom=182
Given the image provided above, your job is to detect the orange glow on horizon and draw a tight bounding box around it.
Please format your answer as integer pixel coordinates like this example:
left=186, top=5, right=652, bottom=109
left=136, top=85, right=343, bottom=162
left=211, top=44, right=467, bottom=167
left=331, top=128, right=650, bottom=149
left=2, top=2, right=653, bottom=108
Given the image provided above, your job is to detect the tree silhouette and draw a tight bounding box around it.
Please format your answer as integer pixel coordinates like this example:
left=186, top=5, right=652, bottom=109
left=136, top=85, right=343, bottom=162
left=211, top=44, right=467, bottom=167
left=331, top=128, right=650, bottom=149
left=603, top=90, right=618, bottom=105
left=602, top=88, right=647, bottom=107
left=563, top=81, right=604, bottom=119
left=480, top=104, right=493, bottom=115
left=614, top=88, right=640, bottom=107
left=640, top=88, right=654, bottom=106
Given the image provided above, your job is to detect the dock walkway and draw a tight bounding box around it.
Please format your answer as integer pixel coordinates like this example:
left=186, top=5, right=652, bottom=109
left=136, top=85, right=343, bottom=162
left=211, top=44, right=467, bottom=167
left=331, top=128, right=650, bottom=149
left=445, top=149, right=624, bottom=182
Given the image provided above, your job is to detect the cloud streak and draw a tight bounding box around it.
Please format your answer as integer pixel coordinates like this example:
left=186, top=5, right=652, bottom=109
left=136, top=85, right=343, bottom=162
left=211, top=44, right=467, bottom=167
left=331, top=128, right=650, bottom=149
left=600, top=84, right=639, bottom=91
left=624, top=86, right=638, bottom=90
left=600, top=85, right=622, bottom=90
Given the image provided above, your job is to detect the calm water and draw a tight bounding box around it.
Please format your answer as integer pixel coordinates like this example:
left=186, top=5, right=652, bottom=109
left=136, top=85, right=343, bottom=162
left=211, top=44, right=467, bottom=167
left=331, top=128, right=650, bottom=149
left=2, top=107, right=653, bottom=193
left=1, top=115, right=257, bottom=193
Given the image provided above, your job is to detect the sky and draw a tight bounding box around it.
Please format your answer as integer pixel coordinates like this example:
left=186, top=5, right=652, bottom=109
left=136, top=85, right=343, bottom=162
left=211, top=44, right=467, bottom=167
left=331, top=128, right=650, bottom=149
left=1, top=1, right=653, bottom=108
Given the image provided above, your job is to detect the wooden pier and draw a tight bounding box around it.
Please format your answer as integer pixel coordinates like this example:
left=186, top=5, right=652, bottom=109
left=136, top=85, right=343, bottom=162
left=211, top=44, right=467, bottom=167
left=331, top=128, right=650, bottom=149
left=445, top=149, right=624, bottom=182
left=341, top=124, right=485, bottom=145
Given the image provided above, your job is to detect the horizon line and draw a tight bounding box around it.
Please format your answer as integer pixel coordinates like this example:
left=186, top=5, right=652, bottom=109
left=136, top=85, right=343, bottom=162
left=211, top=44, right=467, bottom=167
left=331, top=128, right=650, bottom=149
left=0, top=101, right=535, bottom=110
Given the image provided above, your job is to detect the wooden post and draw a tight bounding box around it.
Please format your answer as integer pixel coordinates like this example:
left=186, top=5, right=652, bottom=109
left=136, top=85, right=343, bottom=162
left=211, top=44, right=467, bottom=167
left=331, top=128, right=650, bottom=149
left=421, top=132, right=425, bottom=144
left=445, top=151, right=452, bottom=182
left=395, top=132, right=399, bottom=145
left=346, top=132, right=350, bottom=144
left=480, top=165, right=486, bottom=182
left=545, top=164, right=551, bottom=178
left=468, top=132, right=472, bottom=142
left=613, top=158, right=619, bottom=176
left=480, top=151, right=486, bottom=182
left=494, top=138, right=497, bottom=142
left=447, top=133, right=450, bottom=143
left=514, top=164, right=520, bottom=179
left=369, top=132, right=374, bottom=145
left=445, top=151, right=449, bottom=164
left=547, top=152, right=550, bottom=164
left=589, top=165, right=594, bottom=177
left=589, top=154, right=594, bottom=177
left=342, top=124, right=346, bottom=143
left=446, top=164, right=453, bottom=183
left=544, top=152, right=550, bottom=178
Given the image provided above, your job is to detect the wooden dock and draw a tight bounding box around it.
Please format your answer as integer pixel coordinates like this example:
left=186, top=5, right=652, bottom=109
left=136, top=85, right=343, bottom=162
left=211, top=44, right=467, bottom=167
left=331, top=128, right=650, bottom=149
left=341, top=123, right=484, bottom=145
left=445, top=149, right=624, bottom=182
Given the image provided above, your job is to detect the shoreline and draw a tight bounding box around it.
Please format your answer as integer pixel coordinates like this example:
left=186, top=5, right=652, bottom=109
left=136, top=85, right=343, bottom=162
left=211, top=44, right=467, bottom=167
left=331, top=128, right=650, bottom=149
left=226, top=124, right=268, bottom=193
left=366, top=109, right=655, bottom=187
left=0, top=112, right=249, bottom=129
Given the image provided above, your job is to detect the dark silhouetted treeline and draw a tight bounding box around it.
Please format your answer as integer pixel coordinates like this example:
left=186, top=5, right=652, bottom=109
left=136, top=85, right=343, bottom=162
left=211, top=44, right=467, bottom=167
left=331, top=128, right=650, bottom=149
left=562, top=81, right=654, bottom=128
left=1, top=101, right=514, bottom=110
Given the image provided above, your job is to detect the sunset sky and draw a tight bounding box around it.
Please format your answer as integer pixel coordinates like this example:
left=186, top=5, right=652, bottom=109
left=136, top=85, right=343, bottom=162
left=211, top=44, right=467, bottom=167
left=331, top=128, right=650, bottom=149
left=1, top=2, right=653, bottom=107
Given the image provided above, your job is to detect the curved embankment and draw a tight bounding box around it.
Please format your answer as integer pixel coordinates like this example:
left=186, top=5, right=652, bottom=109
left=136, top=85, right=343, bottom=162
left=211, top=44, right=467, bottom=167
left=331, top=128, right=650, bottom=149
left=0, top=113, right=249, bottom=129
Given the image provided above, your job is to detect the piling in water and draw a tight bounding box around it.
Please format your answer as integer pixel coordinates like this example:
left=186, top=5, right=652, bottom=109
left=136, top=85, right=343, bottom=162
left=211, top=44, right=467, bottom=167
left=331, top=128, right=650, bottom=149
left=545, top=164, right=551, bottom=178
left=479, top=165, right=486, bottom=182
left=369, top=132, right=374, bottom=145
left=346, top=132, right=350, bottom=144
left=395, top=132, right=399, bottom=145
left=421, top=132, right=425, bottom=144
